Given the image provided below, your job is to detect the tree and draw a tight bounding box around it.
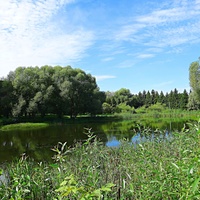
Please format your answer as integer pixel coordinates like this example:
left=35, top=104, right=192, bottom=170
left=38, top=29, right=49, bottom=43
left=168, top=89, right=179, bottom=109
left=188, top=60, right=200, bottom=109
left=151, top=89, right=157, bottom=104
left=115, top=103, right=135, bottom=113
left=158, top=91, right=165, bottom=104
left=179, top=89, right=188, bottom=110
left=9, top=65, right=102, bottom=118
left=145, top=91, right=152, bottom=106
left=12, top=67, right=39, bottom=117
left=102, top=102, right=112, bottom=114
left=187, top=90, right=200, bottom=110
left=136, top=91, right=144, bottom=107
left=105, top=91, right=116, bottom=108
left=189, top=61, right=200, bottom=93
left=113, top=88, right=132, bottom=105
left=0, top=79, right=14, bottom=117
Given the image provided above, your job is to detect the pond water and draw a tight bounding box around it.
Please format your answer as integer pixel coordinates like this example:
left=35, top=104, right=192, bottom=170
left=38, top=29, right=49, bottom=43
left=0, top=118, right=191, bottom=163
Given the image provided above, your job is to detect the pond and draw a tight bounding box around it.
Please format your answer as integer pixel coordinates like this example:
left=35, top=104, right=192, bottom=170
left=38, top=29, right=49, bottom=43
left=0, top=118, right=192, bottom=163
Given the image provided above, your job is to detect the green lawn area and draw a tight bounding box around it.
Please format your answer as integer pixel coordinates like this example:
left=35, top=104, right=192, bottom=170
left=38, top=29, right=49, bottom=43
left=0, top=122, right=49, bottom=131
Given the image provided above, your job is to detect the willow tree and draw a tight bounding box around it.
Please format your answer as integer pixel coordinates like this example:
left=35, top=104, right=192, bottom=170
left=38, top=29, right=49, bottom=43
left=188, top=60, right=200, bottom=110
left=9, top=65, right=103, bottom=118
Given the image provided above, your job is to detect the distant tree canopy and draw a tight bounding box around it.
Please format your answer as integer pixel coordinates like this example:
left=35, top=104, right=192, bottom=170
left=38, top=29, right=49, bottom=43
left=0, top=61, right=197, bottom=118
left=103, top=88, right=189, bottom=114
left=0, top=65, right=105, bottom=118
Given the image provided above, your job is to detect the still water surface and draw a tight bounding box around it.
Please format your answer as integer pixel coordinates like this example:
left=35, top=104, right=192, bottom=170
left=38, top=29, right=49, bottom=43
left=0, top=118, right=190, bottom=163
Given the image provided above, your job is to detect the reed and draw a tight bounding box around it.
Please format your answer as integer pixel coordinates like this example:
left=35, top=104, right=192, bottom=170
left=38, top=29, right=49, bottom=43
left=0, top=123, right=199, bottom=199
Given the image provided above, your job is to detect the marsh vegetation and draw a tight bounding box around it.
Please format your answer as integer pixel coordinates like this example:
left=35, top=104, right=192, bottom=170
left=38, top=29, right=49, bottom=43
left=0, top=123, right=200, bottom=199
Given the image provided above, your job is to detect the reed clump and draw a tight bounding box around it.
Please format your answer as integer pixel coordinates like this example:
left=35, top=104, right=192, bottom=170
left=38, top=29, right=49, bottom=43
left=0, top=124, right=199, bottom=199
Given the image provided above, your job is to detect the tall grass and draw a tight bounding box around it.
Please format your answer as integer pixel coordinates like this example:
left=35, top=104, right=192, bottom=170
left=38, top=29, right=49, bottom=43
left=0, top=124, right=200, bottom=199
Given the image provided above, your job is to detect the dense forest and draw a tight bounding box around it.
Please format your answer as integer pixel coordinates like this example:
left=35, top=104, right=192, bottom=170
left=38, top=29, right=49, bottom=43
left=0, top=60, right=199, bottom=118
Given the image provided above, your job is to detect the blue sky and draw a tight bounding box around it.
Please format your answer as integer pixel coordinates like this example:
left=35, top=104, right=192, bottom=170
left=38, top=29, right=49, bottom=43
left=0, top=0, right=200, bottom=94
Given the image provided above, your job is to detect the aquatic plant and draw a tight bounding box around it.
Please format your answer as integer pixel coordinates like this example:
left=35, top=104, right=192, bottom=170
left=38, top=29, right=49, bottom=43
left=0, top=124, right=199, bottom=199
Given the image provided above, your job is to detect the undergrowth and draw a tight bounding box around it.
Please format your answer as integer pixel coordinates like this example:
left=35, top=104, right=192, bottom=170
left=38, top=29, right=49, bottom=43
left=0, top=123, right=200, bottom=199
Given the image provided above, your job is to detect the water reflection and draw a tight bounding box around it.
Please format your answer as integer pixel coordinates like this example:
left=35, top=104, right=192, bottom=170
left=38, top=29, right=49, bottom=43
left=105, top=131, right=172, bottom=147
left=0, top=118, right=190, bottom=163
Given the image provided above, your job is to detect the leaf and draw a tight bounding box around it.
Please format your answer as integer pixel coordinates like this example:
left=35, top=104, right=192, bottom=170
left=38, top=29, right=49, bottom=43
left=49, top=163, right=59, bottom=168
left=101, top=183, right=115, bottom=192
left=60, top=180, right=67, bottom=187
left=191, top=177, right=200, bottom=193
left=91, top=189, right=101, bottom=197
left=61, top=142, right=67, bottom=152
left=138, top=144, right=144, bottom=150
left=189, top=166, right=194, bottom=174
left=171, top=162, right=179, bottom=170
left=24, top=189, right=30, bottom=193
left=105, top=183, right=115, bottom=188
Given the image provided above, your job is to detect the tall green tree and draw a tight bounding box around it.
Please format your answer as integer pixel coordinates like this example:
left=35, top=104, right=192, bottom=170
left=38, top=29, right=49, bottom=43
left=187, top=91, right=200, bottom=110
left=179, top=89, right=188, bottom=110
left=188, top=60, right=200, bottom=109
left=158, top=91, right=165, bottom=104
left=189, top=61, right=200, bottom=93
left=9, top=65, right=102, bottom=118
left=0, top=79, right=14, bottom=117
left=145, top=91, right=152, bottom=106
left=12, top=67, right=39, bottom=117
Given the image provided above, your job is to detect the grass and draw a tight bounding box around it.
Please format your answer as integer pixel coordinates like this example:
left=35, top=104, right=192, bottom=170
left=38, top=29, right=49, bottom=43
left=0, top=123, right=200, bottom=199
left=0, top=122, right=49, bottom=131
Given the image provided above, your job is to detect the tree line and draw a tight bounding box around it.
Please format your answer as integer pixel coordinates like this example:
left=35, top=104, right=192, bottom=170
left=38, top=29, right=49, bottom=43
left=102, top=88, right=189, bottom=114
left=0, top=60, right=199, bottom=118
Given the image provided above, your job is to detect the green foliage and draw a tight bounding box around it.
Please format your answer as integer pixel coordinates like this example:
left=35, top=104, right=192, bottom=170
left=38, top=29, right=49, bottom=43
left=55, top=174, right=115, bottom=200
left=4, top=65, right=103, bottom=119
left=187, top=91, right=200, bottom=110
left=0, top=79, right=14, bottom=117
left=104, top=87, right=189, bottom=115
left=115, top=103, right=135, bottom=114
left=102, top=102, right=113, bottom=114
left=146, top=103, right=167, bottom=113
left=1, top=124, right=200, bottom=199
left=188, top=60, right=200, bottom=110
left=135, top=105, right=147, bottom=113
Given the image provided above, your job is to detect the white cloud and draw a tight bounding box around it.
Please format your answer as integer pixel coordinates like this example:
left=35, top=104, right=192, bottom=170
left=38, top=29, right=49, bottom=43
left=115, top=24, right=146, bottom=41
left=94, top=75, right=116, bottom=81
left=136, top=7, right=187, bottom=24
left=113, top=0, right=200, bottom=56
left=101, top=57, right=114, bottom=62
left=136, top=53, right=155, bottom=59
left=0, top=0, right=94, bottom=77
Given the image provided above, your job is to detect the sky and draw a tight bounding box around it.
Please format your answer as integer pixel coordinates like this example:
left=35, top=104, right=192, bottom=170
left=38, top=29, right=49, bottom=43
left=0, top=0, right=200, bottom=94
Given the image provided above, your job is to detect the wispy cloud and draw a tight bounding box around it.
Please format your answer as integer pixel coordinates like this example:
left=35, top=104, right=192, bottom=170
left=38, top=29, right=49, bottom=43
left=136, top=53, right=155, bottom=59
left=101, top=57, right=115, bottom=62
left=112, top=0, right=200, bottom=57
left=94, top=75, right=116, bottom=81
left=0, top=0, right=94, bottom=76
left=153, top=81, right=174, bottom=88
